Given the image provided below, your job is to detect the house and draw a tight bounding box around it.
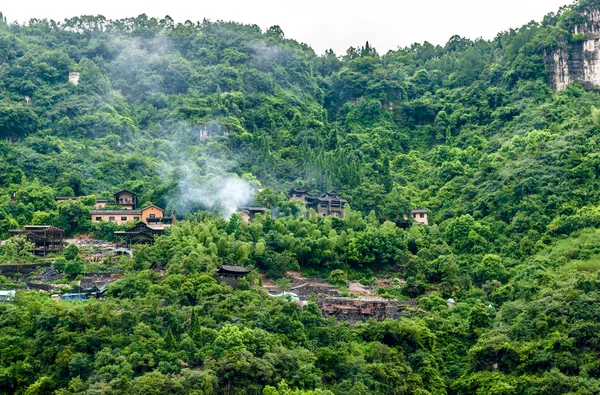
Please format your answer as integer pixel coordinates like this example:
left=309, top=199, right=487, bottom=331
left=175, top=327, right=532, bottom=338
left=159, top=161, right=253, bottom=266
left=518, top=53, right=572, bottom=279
left=114, top=190, right=137, bottom=210
left=92, top=209, right=141, bottom=225
left=411, top=209, right=429, bottom=225
left=289, top=188, right=311, bottom=203
left=91, top=204, right=166, bottom=225
left=114, top=222, right=167, bottom=247
left=8, top=225, right=65, bottom=256
left=140, top=205, right=166, bottom=223
left=236, top=207, right=268, bottom=222
left=216, top=265, right=251, bottom=286
left=289, top=189, right=348, bottom=218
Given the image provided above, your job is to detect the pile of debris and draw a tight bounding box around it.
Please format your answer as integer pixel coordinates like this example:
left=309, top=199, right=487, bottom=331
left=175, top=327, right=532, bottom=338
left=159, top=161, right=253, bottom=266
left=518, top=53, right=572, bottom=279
left=32, top=267, right=63, bottom=283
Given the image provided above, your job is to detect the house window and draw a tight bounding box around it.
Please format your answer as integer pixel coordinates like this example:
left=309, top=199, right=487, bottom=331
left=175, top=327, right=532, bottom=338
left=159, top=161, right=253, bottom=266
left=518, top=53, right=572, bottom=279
left=134, top=217, right=140, bottom=221
left=420, top=213, right=424, bottom=218
left=149, top=214, right=156, bottom=218
left=121, top=217, right=127, bottom=221
left=95, top=217, right=102, bottom=221
left=109, top=217, right=115, bottom=221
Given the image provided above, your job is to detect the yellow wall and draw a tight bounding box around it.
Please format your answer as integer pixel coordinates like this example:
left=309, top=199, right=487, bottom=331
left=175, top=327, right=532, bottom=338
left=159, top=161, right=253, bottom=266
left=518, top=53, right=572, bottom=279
left=115, top=191, right=135, bottom=209
left=412, top=213, right=429, bottom=225
left=92, top=213, right=140, bottom=225
left=94, top=202, right=107, bottom=209
left=141, top=206, right=164, bottom=223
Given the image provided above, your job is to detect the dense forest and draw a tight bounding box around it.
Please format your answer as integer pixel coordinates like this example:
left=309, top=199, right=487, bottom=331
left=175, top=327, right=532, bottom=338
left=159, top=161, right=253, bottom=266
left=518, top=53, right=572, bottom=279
left=3, top=0, right=600, bottom=393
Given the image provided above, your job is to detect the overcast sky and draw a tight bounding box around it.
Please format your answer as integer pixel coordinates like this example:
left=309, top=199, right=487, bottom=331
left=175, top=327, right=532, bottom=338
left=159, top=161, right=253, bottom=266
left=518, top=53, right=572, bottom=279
left=1, top=0, right=575, bottom=54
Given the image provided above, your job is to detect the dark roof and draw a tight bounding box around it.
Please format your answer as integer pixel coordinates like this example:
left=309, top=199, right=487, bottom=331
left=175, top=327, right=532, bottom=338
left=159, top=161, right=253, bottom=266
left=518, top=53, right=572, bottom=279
left=217, top=265, right=251, bottom=275
left=290, top=188, right=310, bottom=194
left=411, top=209, right=428, bottom=214
left=141, top=205, right=164, bottom=212
left=237, top=207, right=268, bottom=213
left=92, top=210, right=142, bottom=215
left=11, top=225, right=64, bottom=233
left=114, top=189, right=137, bottom=197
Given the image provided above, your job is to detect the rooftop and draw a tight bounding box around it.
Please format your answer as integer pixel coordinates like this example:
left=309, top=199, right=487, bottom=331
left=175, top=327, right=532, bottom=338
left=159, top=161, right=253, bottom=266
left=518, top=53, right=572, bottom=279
left=92, top=210, right=142, bottom=215
left=217, top=265, right=251, bottom=274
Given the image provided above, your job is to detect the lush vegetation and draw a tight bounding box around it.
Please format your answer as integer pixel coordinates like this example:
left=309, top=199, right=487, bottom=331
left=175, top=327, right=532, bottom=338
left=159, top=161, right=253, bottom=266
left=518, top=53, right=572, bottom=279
left=3, top=0, right=600, bottom=393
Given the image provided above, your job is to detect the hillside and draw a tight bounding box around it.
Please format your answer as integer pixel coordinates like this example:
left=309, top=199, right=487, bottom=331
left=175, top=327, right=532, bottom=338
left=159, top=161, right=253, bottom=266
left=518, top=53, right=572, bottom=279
left=2, top=0, right=600, bottom=394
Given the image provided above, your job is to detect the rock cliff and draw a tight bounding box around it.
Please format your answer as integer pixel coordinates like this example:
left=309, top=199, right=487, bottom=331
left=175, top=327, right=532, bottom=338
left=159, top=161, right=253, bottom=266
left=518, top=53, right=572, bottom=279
left=547, top=7, right=600, bottom=91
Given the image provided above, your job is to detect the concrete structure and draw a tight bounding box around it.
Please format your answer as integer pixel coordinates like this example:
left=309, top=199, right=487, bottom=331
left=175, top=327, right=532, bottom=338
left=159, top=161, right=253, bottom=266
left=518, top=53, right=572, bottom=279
left=90, top=190, right=169, bottom=224
left=92, top=210, right=141, bottom=225
left=411, top=209, right=429, bottom=225
left=114, top=190, right=137, bottom=210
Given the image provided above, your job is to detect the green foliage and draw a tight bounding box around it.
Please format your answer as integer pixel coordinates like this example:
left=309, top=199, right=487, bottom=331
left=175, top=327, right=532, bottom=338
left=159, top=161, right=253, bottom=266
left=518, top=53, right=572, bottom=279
left=2, top=2, right=600, bottom=393
left=1, top=236, right=35, bottom=262
left=327, top=269, right=348, bottom=286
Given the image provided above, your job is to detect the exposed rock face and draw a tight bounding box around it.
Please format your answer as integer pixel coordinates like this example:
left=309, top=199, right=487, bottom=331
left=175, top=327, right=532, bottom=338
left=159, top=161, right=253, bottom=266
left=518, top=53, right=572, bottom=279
left=548, top=7, right=600, bottom=91
left=68, top=71, right=80, bottom=85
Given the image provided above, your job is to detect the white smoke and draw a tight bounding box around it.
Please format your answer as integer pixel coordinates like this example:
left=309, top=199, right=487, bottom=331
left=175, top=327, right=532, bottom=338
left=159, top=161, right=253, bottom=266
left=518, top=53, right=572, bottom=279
left=250, top=41, right=283, bottom=71
left=160, top=120, right=257, bottom=219
left=175, top=166, right=257, bottom=219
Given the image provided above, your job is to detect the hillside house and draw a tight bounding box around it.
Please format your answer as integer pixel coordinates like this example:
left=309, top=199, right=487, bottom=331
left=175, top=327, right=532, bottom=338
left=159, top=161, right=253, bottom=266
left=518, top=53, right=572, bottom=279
left=8, top=225, right=65, bottom=256
left=289, top=189, right=348, bottom=218
left=216, top=265, right=251, bottom=286
left=114, top=190, right=137, bottom=210
left=411, top=209, right=429, bottom=225
left=92, top=205, right=167, bottom=225
left=236, top=207, right=268, bottom=222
